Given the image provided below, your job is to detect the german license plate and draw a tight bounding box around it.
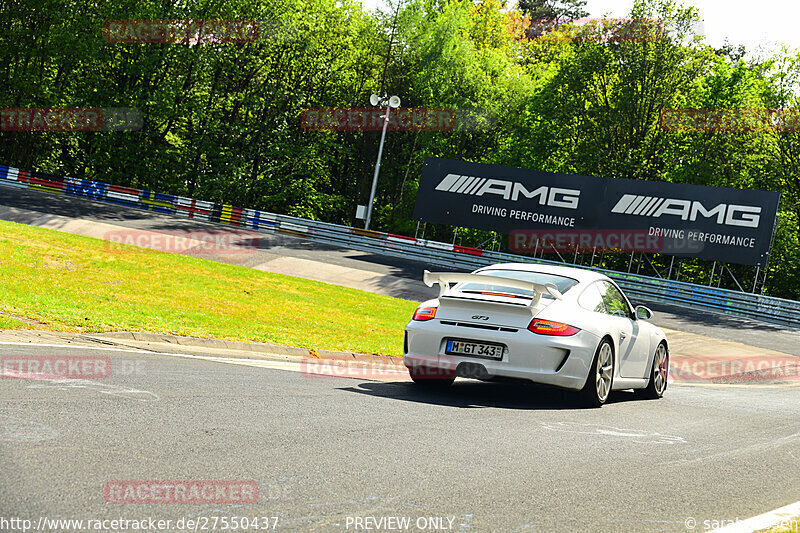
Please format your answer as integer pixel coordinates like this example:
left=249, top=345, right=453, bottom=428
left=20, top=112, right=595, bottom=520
left=446, top=340, right=504, bottom=359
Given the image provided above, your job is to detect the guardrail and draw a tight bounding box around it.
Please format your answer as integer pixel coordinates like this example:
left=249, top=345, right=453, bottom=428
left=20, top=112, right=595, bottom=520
left=2, top=164, right=799, bottom=328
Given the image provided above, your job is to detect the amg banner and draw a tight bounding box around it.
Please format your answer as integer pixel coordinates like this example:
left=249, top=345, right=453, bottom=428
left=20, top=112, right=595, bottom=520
left=413, top=158, right=781, bottom=266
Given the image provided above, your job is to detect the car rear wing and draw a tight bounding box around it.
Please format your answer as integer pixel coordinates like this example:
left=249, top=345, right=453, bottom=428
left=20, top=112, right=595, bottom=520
left=422, top=270, right=563, bottom=309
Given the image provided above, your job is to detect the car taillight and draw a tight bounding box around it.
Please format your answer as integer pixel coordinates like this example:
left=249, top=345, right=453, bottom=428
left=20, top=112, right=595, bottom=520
left=528, top=319, right=579, bottom=336
left=412, top=306, right=437, bottom=321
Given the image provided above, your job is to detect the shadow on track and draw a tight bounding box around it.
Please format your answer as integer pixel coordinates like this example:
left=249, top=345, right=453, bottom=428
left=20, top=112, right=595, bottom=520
left=339, top=380, right=640, bottom=411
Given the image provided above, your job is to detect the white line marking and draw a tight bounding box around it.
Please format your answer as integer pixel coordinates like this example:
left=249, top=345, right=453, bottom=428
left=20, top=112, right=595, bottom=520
left=665, top=431, right=800, bottom=467
left=202, top=357, right=410, bottom=381
left=713, top=500, right=800, bottom=532
left=0, top=341, right=297, bottom=360
left=27, top=379, right=160, bottom=401
left=0, top=341, right=168, bottom=353
left=540, top=421, right=686, bottom=444
left=0, top=342, right=408, bottom=381
left=144, top=351, right=412, bottom=382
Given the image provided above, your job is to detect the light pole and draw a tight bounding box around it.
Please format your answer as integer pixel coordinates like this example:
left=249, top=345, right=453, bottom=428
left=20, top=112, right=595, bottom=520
left=364, top=93, right=400, bottom=231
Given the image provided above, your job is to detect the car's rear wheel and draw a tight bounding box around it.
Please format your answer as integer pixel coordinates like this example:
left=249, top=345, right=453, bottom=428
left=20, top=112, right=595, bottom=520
left=580, top=338, right=614, bottom=407
left=635, top=342, right=668, bottom=400
left=408, top=366, right=455, bottom=387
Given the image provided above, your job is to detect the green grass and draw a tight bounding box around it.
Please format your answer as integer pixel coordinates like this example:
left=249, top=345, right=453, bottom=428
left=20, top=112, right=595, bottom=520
left=765, top=521, right=799, bottom=533
left=0, top=314, right=40, bottom=329
left=0, top=220, right=418, bottom=356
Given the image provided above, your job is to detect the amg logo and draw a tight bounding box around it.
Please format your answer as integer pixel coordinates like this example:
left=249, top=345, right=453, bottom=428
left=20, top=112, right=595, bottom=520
left=435, top=174, right=580, bottom=209
left=611, top=194, right=761, bottom=228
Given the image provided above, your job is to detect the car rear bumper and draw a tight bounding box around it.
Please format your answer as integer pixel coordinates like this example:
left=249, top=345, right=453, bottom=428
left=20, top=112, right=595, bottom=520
left=403, top=320, right=601, bottom=390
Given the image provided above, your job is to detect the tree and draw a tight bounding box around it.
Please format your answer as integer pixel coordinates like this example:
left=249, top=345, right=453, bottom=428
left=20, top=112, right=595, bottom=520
left=1, top=0, right=798, bottom=298
left=517, top=0, right=589, bottom=22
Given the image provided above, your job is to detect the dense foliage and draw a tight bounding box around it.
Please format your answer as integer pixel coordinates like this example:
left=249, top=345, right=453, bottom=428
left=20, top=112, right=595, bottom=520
left=1, top=0, right=798, bottom=299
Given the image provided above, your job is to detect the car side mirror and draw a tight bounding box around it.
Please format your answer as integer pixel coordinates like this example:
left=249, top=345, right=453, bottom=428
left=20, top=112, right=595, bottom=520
left=635, top=305, right=653, bottom=320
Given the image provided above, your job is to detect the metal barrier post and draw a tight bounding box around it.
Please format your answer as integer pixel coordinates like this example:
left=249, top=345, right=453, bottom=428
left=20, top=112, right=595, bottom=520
left=752, top=266, right=760, bottom=293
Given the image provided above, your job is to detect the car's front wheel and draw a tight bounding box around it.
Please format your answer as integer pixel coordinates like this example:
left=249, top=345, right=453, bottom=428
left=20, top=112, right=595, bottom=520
left=580, top=338, right=614, bottom=407
left=635, top=342, right=668, bottom=400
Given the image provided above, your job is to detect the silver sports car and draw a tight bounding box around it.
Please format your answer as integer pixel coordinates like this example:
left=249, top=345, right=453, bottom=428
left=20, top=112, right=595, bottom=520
left=403, top=263, right=669, bottom=407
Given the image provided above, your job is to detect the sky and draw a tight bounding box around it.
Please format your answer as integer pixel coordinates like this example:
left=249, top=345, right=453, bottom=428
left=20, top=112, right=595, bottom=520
left=584, top=0, right=798, bottom=55
left=361, top=0, right=800, bottom=57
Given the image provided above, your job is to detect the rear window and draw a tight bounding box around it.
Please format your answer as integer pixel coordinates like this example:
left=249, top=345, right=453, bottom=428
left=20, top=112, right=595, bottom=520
left=457, top=269, right=578, bottom=300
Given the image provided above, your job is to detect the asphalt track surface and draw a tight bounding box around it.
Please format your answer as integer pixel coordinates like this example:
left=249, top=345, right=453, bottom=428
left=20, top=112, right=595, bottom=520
left=1, top=343, right=799, bottom=532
